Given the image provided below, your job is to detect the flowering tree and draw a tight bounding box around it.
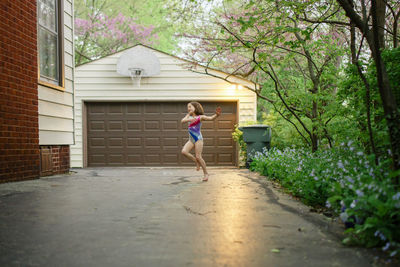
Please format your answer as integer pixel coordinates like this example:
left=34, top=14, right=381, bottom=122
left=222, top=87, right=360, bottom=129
left=75, top=12, right=157, bottom=65
left=176, top=0, right=400, bottom=176
left=178, top=1, right=346, bottom=152
left=295, top=0, right=400, bottom=178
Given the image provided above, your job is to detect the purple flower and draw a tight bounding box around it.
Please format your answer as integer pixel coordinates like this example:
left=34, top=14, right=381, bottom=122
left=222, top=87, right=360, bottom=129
left=356, top=190, right=364, bottom=197
left=347, top=140, right=353, bottom=146
left=337, top=161, right=344, bottom=169
left=325, top=201, right=331, bottom=208
left=379, top=233, right=387, bottom=241
left=382, top=242, right=390, bottom=251
left=346, top=176, right=354, bottom=184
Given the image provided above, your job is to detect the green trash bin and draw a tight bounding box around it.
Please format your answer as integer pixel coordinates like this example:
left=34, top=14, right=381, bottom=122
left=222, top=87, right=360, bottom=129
left=238, top=125, right=271, bottom=168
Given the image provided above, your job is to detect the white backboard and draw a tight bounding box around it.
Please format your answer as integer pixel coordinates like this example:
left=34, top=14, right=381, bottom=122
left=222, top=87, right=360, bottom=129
left=117, top=46, right=161, bottom=77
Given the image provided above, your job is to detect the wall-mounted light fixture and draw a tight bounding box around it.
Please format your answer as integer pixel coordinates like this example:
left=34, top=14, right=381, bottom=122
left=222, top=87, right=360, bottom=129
left=228, top=84, right=243, bottom=90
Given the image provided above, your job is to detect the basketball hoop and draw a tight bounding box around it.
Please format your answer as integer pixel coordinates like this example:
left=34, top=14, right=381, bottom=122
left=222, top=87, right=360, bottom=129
left=129, top=68, right=143, bottom=87
left=116, top=46, right=161, bottom=88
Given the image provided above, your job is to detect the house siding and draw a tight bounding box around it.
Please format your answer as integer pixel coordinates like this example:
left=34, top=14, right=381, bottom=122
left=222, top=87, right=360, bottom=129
left=0, top=0, right=40, bottom=182
left=71, top=45, right=257, bottom=167
left=38, top=0, right=74, bottom=146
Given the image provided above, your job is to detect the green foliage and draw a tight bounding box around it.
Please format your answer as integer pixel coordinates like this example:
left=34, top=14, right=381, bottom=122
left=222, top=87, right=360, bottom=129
left=258, top=108, right=306, bottom=149
left=74, top=0, right=180, bottom=65
left=122, top=0, right=181, bottom=53
left=258, top=47, right=400, bottom=154
left=336, top=47, right=400, bottom=156
left=250, top=144, right=400, bottom=256
left=232, top=126, right=247, bottom=165
left=232, top=121, right=258, bottom=166
left=374, top=47, right=400, bottom=109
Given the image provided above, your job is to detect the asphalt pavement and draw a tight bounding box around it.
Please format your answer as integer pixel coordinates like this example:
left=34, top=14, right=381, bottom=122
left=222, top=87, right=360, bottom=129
left=0, top=167, right=385, bottom=266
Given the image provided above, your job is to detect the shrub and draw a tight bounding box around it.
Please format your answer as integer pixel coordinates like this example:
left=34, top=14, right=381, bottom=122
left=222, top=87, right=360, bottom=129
left=232, top=126, right=247, bottom=165
left=250, top=143, right=400, bottom=257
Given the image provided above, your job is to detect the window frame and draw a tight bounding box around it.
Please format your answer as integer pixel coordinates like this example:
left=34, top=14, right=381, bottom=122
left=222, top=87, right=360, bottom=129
left=37, top=0, right=65, bottom=91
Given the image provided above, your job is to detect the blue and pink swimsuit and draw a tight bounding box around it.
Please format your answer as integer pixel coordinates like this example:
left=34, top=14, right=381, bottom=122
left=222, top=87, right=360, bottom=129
left=188, top=116, right=203, bottom=143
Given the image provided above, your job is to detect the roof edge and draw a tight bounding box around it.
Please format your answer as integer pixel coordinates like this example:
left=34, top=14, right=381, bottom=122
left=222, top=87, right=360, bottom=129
left=76, top=43, right=258, bottom=86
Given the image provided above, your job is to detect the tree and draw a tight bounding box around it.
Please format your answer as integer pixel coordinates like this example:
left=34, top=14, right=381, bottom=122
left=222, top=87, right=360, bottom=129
left=75, top=12, right=157, bottom=65
left=178, top=0, right=346, bottom=152
left=299, top=0, right=400, bottom=177
left=74, top=0, right=181, bottom=65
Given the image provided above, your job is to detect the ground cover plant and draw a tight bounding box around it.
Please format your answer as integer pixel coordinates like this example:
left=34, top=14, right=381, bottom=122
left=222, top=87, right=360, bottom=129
left=249, top=143, right=400, bottom=258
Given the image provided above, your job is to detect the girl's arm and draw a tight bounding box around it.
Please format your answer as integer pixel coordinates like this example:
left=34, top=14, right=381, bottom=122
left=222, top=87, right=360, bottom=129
left=181, top=114, right=193, bottom=124
left=201, top=107, right=222, bottom=121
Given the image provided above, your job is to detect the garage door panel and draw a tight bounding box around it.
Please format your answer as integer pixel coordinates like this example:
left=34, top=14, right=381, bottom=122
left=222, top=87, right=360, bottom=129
left=163, top=103, right=181, bottom=114
left=108, top=104, right=124, bottom=114
left=127, top=137, right=142, bottom=147
left=217, top=137, right=233, bottom=147
left=145, top=154, right=162, bottom=164
left=109, top=154, right=124, bottom=163
left=163, top=154, right=179, bottom=163
left=145, top=120, right=161, bottom=130
left=163, top=120, right=178, bottom=130
left=218, top=153, right=233, bottom=163
left=127, top=121, right=142, bottom=131
left=89, top=137, right=106, bottom=147
left=203, top=139, right=215, bottom=147
left=108, top=138, right=124, bottom=148
left=202, top=103, right=217, bottom=113
left=87, top=102, right=237, bottom=166
left=164, top=137, right=179, bottom=147
left=218, top=120, right=234, bottom=129
left=127, top=104, right=142, bottom=114
left=89, top=105, right=106, bottom=114
left=202, top=121, right=214, bottom=129
left=89, top=121, right=105, bottom=131
left=202, top=153, right=215, bottom=163
left=144, top=137, right=161, bottom=147
left=108, top=120, right=124, bottom=131
left=181, top=155, right=194, bottom=163
left=90, top=148, right=126, bottom=154
left=145, top=103, right=161, bottom=114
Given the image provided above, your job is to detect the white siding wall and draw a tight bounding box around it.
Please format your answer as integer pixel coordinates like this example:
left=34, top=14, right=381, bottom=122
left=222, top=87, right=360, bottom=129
left=38, top=0, right=74, bottom=145
left=71, top=45, right=256, bottom=167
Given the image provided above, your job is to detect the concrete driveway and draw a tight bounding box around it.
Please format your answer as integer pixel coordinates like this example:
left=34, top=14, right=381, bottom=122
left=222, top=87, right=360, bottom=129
left=0, top=168, right=383, bottom=266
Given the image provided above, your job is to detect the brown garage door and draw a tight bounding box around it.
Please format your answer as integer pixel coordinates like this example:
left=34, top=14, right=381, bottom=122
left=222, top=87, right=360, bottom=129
left=87, top=102, right=237, bottom=166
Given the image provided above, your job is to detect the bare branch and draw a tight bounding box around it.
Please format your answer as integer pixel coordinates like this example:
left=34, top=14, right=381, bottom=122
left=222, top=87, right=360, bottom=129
left=272, top=102, right=311, bottom=145
left=190, top=66, right=275, bottom=104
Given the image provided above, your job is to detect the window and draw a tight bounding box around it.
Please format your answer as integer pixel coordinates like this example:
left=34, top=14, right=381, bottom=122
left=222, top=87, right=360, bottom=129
left=37, top=0, right=64, bottom=88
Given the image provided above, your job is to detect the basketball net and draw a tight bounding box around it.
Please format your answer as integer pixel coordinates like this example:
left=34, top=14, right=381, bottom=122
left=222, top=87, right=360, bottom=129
left=129, top=68, right=143, bottom=87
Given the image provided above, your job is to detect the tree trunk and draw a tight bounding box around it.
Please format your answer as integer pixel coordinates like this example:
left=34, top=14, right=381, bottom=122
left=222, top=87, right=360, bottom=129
left=393, top=11, right=399, bottom=48
left=311, top=100, right=318, bottom=152
left=376, top=0, right=386, bottom=49
left=350, top=22, right=378, bottom=163
left=337, top=0, right=400, bottom=180
left=371, top=0, right=400, bottom=182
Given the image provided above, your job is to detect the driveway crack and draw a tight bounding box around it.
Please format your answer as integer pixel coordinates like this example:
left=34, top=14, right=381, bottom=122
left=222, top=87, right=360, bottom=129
left=183, top=205, right=216, bottom=216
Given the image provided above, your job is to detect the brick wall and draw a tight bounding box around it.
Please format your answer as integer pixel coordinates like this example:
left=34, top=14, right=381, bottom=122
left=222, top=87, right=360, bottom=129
left=40, top=146, right=70, bottom=177
left=51, top=145, right=70, bottom=175
left=0, top=1, right=39, bottom=183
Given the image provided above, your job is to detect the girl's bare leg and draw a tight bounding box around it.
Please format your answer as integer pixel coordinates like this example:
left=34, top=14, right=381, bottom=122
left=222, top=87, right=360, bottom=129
left=195, top=140, right=209, bottom=181
left=181, top=141, right=200, bottom=170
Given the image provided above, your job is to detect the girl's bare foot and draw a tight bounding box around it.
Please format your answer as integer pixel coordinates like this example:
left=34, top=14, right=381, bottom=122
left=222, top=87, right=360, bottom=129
left=202, top=174, right=209, bottom=181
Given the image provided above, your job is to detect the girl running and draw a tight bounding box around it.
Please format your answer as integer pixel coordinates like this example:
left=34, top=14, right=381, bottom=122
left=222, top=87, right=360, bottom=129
left=181, top=102, right=222, bottom=181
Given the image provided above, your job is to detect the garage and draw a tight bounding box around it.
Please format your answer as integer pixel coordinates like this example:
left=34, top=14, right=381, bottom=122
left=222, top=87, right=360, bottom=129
left=71, top=45, right=257, bottom=168
left=87, top=101, right=237, bottom=166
